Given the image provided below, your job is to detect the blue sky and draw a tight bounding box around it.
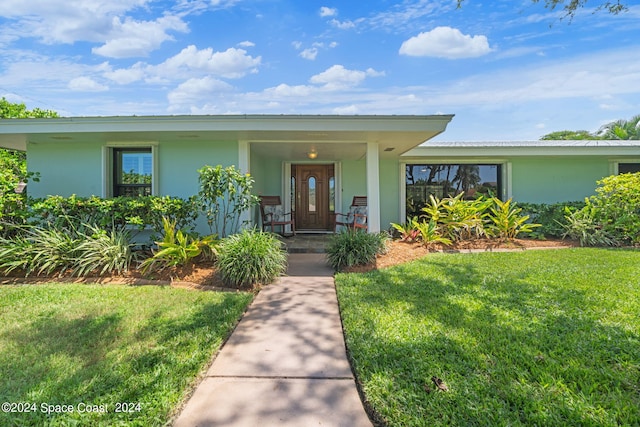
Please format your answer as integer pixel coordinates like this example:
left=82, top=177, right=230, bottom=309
left=0, top=0, right=639, bottom=140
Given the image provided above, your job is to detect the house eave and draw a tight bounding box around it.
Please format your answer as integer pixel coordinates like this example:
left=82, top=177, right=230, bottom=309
left=403, top=140, right=640, bottom=158
left=0, top=114, right=455, bottom=153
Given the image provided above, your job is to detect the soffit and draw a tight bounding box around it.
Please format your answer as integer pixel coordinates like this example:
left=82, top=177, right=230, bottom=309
left=0, top=115, right=454, bottom=155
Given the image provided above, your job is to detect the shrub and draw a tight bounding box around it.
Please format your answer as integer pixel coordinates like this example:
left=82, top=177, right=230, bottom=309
left=28, top=195, right=199, bottom=240
left=216, top=228, right=287, bottom=288
left=140, top=217, right=219, bottom=273
left=198, top=165, right=259, bottom=237
left=486, top=198, right=541, bottom=240
left=420, top=194, right=490, bottom=241
left=326, top=229, right=389, bottom=271
left=0, top=223, right=135, bottom=277
left=562, top=205, right=618, bottom=247
left=72, top=225, right=135, bottom=276
left=0, top=149, right=39, bottom=237
left=518, top=201, right=586, bottom=238
left=390, top=216, right=420, bottom=242
left=588, top=172, right=640, bottom=244
left=416, top=220, right=452, bottom=249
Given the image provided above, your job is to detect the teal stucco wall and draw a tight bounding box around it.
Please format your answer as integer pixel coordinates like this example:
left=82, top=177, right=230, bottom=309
left=27, top=141, right=103, bottom=198
left=158, top=140, right=238, bottom=198
left=510, top=157, right=610, bottom=203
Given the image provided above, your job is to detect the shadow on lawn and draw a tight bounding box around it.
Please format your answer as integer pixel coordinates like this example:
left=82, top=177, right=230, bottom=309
left=342, top=251, right=640, bottom=426
left=0, top=294, right=248, bottom=426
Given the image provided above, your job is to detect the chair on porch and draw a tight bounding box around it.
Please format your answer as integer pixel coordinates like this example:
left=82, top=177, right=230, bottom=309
left=334, top=196, right=367, bottom=231
left=259, top=196, right=295, bottom=236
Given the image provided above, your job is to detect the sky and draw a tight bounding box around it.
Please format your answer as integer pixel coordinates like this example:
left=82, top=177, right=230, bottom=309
left=0, top=0, right=639, bottom=141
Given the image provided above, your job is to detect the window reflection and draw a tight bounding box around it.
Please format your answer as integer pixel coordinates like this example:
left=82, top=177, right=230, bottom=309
left=406, top=164, right=500, bottom=218
left=308, top=176, right=316, bottom=212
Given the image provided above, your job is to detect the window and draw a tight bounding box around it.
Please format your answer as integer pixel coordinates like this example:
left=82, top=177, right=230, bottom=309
left=618, top=163, right=640, bottom=174
left=113, top=148, right=152, bottom=197
left=406, top=164, right=501, bottom=217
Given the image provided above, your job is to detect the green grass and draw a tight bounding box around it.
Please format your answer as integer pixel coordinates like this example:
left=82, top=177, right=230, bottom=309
left=336, top=248, right=640, bottom=426
left=0, top=284, right=253, bottom=426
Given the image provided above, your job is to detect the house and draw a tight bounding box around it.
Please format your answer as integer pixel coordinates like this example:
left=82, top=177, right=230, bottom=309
left=1, top=115, right=639, bottom=233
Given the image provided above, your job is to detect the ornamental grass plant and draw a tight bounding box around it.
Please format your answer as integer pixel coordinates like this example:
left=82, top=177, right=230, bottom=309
left=216, top=228, right=287, bottom=288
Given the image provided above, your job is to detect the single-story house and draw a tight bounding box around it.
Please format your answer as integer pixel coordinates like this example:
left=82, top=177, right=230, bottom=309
left=1, top=114, right=639, bottom=233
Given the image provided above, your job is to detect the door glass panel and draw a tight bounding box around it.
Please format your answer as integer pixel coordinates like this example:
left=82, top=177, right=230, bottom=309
left=329, top=176, right=335, bottom=211
left=291, top=176, right=296, bottom=212
left=308, top=176, right=316, bottom=212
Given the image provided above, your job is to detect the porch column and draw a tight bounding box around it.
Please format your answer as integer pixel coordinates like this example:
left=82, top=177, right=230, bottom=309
left=238, top=140, right=251, bottom=229
left=366, top=141, right=381, bottom=233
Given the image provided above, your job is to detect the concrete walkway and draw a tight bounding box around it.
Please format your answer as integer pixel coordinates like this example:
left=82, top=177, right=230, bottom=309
left=173, top=254, right=373, bottom=427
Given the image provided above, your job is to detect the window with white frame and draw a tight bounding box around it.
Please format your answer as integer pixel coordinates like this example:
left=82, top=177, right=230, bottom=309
left=112, top=148, right=153, bottom=197
left=406, top=163, right=501, bottom=217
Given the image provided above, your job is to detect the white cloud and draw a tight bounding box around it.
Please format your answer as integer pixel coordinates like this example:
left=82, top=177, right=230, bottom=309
left=300, top=48, right=318, bottom=60
left=399, top=26, right=492, bottom=59
left=329, top=19, right=357, bottom=30
left=319, top=6, right=337, bottom=17
left=333, top=104, right=359, bottom=114
left=264, top=83, right=314, bottom=98
left=68, top=76, right=109, bottom=92
left=237, top=40, right=255, bottom=47
left=0, top=0, right=151, bottom=44
left=310, top=65, right=384, bottom=89
left=156, top=45, right=261, bottom=79
left=168, top=76, right=232, bottom=105
left=92, top=15, right=188, bottom=58
left=103, top=62, right=146, bottom=84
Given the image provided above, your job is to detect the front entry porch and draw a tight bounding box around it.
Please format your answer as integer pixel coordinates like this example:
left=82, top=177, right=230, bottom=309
left=278, top=233, right=332, bottom=253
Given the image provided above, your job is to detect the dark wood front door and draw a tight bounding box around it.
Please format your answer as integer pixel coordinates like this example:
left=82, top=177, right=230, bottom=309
left=293, top=164, right=334, bottom=231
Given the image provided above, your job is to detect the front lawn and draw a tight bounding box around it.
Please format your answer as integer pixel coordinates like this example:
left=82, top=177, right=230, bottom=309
left=336, top=248, right=640, bottom=426
left=0, top=284, right=253, bottom=426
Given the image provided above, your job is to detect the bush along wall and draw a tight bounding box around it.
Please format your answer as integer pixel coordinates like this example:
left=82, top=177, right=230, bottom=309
left=28, top=195, right=199, bottom=238
left=564, top=172, right=640, bottom=246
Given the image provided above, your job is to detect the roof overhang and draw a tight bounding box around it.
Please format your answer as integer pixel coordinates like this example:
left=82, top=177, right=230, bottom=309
left=403, top=140, right=640, bottom=159
left=0, top=114, right=454, bottom=159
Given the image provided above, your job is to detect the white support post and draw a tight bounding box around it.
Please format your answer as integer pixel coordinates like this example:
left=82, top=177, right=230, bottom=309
left=238, top=140, right=252, bottom=229
left=366, top=141, right=381, bottom=233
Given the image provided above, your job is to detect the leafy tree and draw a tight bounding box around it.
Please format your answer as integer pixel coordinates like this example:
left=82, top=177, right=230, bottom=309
left=198, top=165, right=259, bottom=237
left=0, top=98, right=58, bottom=235
left=596, top=114, right=640, bottom=140
left=457, top=0, right=628, bottom=18
left=541, top=114, right=640, bottom=140
left=540, top=130, right=595, bottom=140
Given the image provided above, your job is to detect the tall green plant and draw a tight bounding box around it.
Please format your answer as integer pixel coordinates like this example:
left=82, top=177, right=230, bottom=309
left=416, top=220, right=452, bottom=249
left=420, top=193, right=490, bottom=241
left=198, top=165, right=259, bottom=237
left=562, top=204, right=618, bottom=247
left=486, top=198, right=540, bottom=240
left=326, top=229, right=389, bottom=270
left=390, top=216, right=420, bottom=242
left=140, top=217, right=218, bottom=273
left=216, top=228, right=287, bottom=288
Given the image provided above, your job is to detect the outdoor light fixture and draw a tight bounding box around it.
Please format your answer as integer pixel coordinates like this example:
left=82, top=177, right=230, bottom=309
left=307, top=148, right=318, bottom=159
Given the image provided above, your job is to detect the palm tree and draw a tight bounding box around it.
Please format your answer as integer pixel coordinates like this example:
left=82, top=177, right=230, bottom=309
left=453, top=165, right=481, bottom=195
left=597, top=114, right=640, bottom=140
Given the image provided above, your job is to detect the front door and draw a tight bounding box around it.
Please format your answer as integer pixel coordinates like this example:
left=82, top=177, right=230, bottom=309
left=293, top=164, right=334, bottom=231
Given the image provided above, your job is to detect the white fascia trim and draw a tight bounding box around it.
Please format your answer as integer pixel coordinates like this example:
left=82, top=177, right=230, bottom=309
left=105, top=141, right=159, bottom=147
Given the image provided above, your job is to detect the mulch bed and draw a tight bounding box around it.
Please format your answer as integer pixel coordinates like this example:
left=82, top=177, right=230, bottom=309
left=1, top=238, right=580, bottom=287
